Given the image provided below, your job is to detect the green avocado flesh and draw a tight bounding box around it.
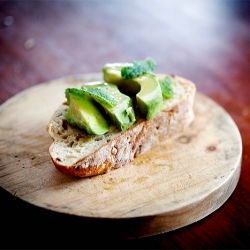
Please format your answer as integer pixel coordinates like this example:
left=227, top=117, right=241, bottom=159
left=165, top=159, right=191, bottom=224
left=103, top=64, right=163, bottom=120
left=82, top=82, right=136, bottom=131
left=65, top=88, right=109, bottom=135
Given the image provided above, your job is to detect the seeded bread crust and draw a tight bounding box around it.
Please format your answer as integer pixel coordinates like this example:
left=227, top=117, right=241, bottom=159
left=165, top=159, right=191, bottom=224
left=46, top=75, right=196, bottom=177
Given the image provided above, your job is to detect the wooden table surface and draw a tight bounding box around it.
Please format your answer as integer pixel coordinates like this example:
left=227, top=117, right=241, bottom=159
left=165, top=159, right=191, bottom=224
left=0, top=0, right=249, bottom=249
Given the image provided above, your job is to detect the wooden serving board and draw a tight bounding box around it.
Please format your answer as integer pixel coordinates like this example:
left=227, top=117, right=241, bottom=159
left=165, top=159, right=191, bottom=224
left=0, top=73, right=242, bottom=239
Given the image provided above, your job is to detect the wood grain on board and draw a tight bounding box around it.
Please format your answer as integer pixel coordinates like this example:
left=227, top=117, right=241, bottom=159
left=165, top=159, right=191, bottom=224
left=0, top=75, right=242, bottom=238
left=0, top=0, right=249, bottom=248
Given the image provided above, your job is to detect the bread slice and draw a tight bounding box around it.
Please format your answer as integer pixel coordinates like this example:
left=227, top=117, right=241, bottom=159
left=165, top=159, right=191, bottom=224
left=46, top=74, right=196, bottom=177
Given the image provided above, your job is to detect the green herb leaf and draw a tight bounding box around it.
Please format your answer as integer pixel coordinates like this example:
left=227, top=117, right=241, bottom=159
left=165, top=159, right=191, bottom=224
left=160, top=76, right=174, bottom=99
left=121, top=57, right=156, bottom=80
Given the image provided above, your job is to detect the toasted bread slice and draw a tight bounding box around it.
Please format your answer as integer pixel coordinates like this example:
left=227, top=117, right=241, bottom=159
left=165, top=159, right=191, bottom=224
left=46, top=74, right=196, bottom=177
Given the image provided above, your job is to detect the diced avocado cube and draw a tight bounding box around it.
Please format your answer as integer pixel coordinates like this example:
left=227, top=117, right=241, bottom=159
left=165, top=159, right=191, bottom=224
left=82, top=82, right=136, bottom=131
left=65, top=88, right=109, bottom=135
left=103, top=64, right=163, bottom=120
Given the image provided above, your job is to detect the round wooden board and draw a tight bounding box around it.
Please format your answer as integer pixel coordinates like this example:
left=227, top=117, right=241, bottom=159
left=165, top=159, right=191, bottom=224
left=0, top=73, right=242, bottom=239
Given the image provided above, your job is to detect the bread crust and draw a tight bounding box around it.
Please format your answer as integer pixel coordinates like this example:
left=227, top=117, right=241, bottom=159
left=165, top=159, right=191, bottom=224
left=47, top=75, right=196, bottom=177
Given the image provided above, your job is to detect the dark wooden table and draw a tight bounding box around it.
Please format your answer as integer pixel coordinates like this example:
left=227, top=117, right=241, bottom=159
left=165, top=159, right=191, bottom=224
left=1, top=1, right=249, bottom=249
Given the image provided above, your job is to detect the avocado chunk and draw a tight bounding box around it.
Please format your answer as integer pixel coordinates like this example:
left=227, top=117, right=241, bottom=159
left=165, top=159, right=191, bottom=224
left=103, top=64, right=163, bottom=120
left=82, top=82, right=136, bottom=131
left=65, top=88, right=109, bottom=135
